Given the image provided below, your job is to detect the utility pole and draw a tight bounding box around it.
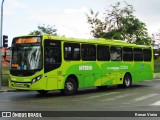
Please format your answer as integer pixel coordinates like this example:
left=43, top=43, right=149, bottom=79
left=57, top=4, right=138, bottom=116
left=0, top=0, right=5, bottom=89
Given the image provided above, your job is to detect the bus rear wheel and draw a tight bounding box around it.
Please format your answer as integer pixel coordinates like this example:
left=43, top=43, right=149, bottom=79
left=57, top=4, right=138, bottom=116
left=61, top=77, right=77, bottom=96
left=123, top=74, right=132, bottom=88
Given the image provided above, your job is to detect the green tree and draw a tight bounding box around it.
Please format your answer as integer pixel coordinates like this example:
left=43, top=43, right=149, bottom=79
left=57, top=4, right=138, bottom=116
left=86, top=1, right=152, bottom=45
left=29, top=24, right=57, bottom=35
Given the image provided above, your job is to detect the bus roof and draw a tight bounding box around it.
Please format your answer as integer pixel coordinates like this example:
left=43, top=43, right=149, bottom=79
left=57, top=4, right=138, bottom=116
left=15, top=34, right=152, bottom=49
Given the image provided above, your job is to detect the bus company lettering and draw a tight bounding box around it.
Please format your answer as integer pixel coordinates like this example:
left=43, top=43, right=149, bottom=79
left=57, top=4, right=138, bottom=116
left=79, top=65, right=93, bottom=70
left=107, top=66, right=128, bottom=70
left=120, top=66, right=128, bottom=69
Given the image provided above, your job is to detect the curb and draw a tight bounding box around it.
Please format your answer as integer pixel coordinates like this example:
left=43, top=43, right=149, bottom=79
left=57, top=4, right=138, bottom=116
left=0, top=87, right=17, bottom=92
left=0, top=89, right=16, bottom=92
left=0, top=87, right=30, bottom=92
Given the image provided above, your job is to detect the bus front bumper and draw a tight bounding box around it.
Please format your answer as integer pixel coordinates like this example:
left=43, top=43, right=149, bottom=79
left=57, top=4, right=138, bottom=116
left=9, top=80, right=46, bottom=91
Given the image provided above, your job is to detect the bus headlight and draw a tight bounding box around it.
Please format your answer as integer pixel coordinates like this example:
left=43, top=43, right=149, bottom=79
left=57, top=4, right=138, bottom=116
left=32, top=75, right=42, bottom=84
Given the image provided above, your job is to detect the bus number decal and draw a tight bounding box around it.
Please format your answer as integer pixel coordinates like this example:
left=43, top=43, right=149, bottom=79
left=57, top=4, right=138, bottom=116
left=120, top=66, right=128, bottom=70
left=79, top=65, right=93, bottom=71
left=107, top=66, right=128, bottom=70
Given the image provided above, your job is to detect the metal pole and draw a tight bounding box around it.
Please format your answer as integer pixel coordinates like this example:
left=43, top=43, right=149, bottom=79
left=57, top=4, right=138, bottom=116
left=0, top=0, right=5, bottom=89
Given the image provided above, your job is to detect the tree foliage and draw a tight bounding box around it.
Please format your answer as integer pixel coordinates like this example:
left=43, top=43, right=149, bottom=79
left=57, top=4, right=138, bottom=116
left=29, top=24, right=57, bottom=35
left=86, top=1, right=152, bottom=45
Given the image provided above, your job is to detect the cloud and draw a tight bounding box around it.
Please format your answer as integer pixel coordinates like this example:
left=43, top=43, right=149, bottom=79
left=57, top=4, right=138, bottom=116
left=28, top=7, right=91, bottom=38
left=64, top=7, right=89, bottom=14
left=4, top=0, right=27, bottom=15
left=4, top=0, right=160, bottom=46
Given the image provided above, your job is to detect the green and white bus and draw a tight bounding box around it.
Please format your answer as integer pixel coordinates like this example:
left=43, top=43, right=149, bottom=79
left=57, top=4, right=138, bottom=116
left=9, top=35, right=154, bottom=95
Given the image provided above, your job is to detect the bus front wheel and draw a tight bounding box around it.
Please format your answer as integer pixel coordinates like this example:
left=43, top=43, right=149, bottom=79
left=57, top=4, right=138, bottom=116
left=123, top=74, right=132, bottom=88
left=61, top=77, right=77, bottom=96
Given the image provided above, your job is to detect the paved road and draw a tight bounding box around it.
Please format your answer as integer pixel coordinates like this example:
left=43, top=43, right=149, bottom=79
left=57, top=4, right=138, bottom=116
left=0, top=79, right=160, bottom=120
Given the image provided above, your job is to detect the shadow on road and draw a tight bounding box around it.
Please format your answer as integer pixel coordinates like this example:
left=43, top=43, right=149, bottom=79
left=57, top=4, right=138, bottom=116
left=9, top=83, right=151, bottom=101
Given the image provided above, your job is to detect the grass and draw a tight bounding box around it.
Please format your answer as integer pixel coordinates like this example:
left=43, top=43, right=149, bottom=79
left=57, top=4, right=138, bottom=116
left=2, top=66, right=9, bottom=86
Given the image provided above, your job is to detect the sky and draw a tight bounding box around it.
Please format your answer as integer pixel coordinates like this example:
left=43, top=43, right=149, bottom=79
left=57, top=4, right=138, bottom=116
left=1, top=0, right=160, bottom=46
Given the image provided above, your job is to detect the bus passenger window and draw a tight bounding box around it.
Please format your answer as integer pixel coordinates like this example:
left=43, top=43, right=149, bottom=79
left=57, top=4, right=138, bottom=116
left=134, top=48, right=143, bottom=61
left=64, top=43, right=80, bottom=60
left=143, top=49, right=152, bottom=61
left=110, top=46, right=122, bottom=61
left=123, top=47, right=133, bottom=61
left=97, top=45, right=110, bottom=61
left=81, top=44, right=96, bottom=61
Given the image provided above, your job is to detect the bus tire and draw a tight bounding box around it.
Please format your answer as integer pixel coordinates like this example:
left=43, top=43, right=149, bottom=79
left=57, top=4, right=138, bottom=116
left=123, top=74, right=132, bottom=88
left=61, top=77, right=77, bottom=96
left=37, top=90, right=49, bottom=95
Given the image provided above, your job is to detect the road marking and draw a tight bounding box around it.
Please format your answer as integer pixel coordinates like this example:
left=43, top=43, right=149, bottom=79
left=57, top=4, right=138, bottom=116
left=72, top=92, right=119, bottom=101
left=100, top=94, right=129, bottom=101
left=151, top=101, right=160, bottom=106
left=124, top=93, right=158, bottom=104
left=82, top=92, right=119, bottom=100
left=134, top=93, right=158, bottom=101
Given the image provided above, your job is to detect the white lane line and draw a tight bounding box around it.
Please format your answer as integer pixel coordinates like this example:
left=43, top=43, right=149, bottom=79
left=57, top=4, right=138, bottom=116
left=134, top=94, right=158, bottom=102
left=100, top=94, right=129, bottom=102
left=151, top=101, right=160, bottom=106
left=72, top=92, right=119, bottom=101
left=124, top=93, right=158, bottom=104
left=82, top=92, right=119, bottom=100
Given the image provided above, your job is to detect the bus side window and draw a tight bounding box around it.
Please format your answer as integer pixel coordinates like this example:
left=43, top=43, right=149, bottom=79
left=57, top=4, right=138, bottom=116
left=143, top=49, right=152, bottom=61
left=110, top=46, right=122, bottom=61
left=123, top=47, right=133, bottom=61
left=97, top=45, right=110, bottom=61
left=64, top=43, right=80, bottom=60
left=134, top=48, right=143, bottom=61
left=81, top=44, right=96, bottom=61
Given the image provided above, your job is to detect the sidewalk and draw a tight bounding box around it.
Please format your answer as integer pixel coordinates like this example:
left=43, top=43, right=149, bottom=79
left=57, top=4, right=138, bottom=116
left=154, top=73, right=160, bottom=79
left=0, top=86, right=15, bottom=92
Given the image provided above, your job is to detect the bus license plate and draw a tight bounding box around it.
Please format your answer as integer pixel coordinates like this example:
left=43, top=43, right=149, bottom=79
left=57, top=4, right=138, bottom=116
left=16, top=83, right=23, bottom=87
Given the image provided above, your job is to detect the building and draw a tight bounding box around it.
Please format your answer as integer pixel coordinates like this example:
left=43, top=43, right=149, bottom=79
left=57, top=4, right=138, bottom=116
left=2, top=47, right=10, bottom=67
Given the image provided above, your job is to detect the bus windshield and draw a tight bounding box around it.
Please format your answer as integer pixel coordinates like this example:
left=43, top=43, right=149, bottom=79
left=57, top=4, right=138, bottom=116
left=10, top=37, right=42, bottom=73
left=11, top=44, right=42, bottom=70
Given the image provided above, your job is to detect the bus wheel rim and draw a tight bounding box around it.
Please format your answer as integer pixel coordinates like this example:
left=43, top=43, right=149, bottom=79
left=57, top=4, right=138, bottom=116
left=66, top=82, right=73, bottom=91
left=125, top=77, right=130, bottom=86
